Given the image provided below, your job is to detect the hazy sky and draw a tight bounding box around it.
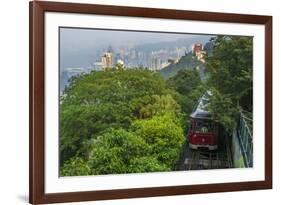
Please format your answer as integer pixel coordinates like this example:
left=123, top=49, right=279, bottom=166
left=60, top=27, right=213, bottom=70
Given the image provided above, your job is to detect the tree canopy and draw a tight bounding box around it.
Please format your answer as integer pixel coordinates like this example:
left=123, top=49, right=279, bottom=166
left=205, top=36, right=253, bottom=130
left=60, top=69, right=186, bottom=175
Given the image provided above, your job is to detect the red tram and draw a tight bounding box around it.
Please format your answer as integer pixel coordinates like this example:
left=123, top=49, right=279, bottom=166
left=188, top=93, right=218, bottom=150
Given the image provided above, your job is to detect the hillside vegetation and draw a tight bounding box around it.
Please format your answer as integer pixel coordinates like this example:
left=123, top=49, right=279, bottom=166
left=159, top=52, right=204, bottom=79
left=60, top=70, right=190, bottom=176
left=59, top=36, right=253, bottom=176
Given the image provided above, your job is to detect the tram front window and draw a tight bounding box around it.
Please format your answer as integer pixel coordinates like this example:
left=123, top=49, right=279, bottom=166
left=194, top=121, right=213, bottom=133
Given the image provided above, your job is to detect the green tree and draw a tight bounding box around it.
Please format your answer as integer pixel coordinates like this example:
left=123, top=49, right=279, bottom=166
left=60, top=157, right=91, bottom=176
left=128, top=157, right=169, bottom=173
left=132, top=113, right=185, bottom=167
left=205, top=36, right=253, bottom=131
left=59, top=105, right=96, bottom=164
left=167, top=69, right=201, bottom=95
left=87, top=113, right=185, bottom=175
left=60, top=69, right=175, bottom=165
left=206, top=36, right=253, bottom=110
left=166, top=69, right=204, bottom=120
left=88, top=128, right=150, bottom=175
left=60, top=69, right=187, bottom=175
left=206, top=88, right=238, bottom=131
left=138, top=94, right=181, bottom=119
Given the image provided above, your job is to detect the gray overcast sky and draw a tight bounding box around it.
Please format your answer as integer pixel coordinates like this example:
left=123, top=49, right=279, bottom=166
left=60, top=27, right=213, bottom=70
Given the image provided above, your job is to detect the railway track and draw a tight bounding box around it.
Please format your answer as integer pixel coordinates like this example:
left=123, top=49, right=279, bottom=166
left=178, top=135, right=233, bottom=171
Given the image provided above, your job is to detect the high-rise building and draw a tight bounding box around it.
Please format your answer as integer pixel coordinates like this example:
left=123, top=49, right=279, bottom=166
left=101, top=52, right=113, bottom=69
left=192, top=44, right=203, bottom=54
left=150, top=56, right=161, bottom=71
left=192, top=43, right=206, bottom=63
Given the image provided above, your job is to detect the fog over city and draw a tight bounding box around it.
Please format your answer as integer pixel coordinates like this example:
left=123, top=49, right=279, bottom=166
left=60, top=27, right=213, bottom=71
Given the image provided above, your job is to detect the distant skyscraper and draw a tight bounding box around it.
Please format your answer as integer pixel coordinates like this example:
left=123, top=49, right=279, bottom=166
left=150, top=56, right=161, bottom=71
left=101, top=52, right=113, bottom=69
left=192, top=43, right=203, bottom=54
left=192, top=43, right=206, bottom=63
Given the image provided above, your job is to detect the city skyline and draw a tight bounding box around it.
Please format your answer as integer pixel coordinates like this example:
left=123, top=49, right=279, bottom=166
left=59, top=28, right=214, bottom=91
left=60, top=27, right=213, bottom=71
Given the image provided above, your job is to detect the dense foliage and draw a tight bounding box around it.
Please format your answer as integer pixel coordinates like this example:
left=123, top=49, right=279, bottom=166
left=88, top=128, right=151, bottom=174
left=205, top=36, right=253, bottom=131
left=163, top=36, right=253, bottom=132
left=131, top=113, right=185, bottom=168
left=60, top=157, right=91, bottom=176
left=87, top=113, right=184, bottom=175
left=167, top=69, right=205, bottom=122
left=60, top=69, right=186, bottom=176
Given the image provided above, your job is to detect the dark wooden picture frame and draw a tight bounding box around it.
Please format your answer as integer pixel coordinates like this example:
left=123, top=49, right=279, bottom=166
left=29, top=1, right=272, bottom=204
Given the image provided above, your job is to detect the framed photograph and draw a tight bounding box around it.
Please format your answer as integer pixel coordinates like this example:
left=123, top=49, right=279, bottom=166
left=29, top=1, right=272, bottom=204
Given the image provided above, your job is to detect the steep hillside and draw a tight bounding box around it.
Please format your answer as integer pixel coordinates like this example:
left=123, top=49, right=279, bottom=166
left=159, top=52, right=204, bottom=79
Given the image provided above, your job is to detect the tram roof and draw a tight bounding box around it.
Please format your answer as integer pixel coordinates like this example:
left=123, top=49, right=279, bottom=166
left=190, top=91, right=212, bottom=120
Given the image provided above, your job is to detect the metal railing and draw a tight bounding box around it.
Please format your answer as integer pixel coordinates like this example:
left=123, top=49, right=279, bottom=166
left=237, top=110, right=253, bottom=167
